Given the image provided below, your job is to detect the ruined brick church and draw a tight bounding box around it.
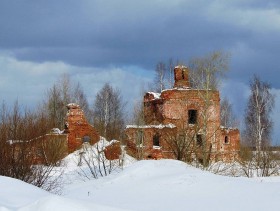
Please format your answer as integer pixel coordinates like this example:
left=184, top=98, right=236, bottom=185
left=125, top=66, right=240, bottom=162
left=28, top=103, right=121, bottom=163
left=28, top=66, right=239, bottom=164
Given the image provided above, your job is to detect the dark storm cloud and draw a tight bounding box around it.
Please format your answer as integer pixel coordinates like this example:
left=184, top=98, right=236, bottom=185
left=1, top=0, right=280, bottom=84
left=0, top=1, right=251, bottom=67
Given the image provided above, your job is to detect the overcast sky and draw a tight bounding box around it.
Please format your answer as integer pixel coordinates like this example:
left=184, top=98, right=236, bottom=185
left=1, top=0, right=280, bottom=143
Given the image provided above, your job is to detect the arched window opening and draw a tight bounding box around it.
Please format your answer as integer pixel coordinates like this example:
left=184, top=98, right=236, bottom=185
left=224, top=136, right=229, bottom=144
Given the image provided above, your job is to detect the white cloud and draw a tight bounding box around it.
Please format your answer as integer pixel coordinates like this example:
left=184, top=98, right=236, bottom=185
left=0, top=55, right=152, bottom=112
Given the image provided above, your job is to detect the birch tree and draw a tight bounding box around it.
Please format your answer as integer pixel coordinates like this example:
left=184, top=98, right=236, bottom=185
left=244, top=75, right=275, bottom=152
left=167, top=58, right=175, bottom=89
left=93, top=83, right=126, bottom=141
left=241, top=76, right=276, bottom=177
left=220, top=97, right=239, bottom=128
left=154, top=62, right=167, bottom=92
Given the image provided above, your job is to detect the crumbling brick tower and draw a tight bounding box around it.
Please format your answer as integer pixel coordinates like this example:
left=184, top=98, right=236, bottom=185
left=64, top=103, right=99, bottom=153
left=126, top=66, right=240, bottom=162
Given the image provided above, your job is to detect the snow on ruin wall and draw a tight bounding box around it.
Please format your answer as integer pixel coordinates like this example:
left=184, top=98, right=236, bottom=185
left=126, top=66, right=240, bottom=162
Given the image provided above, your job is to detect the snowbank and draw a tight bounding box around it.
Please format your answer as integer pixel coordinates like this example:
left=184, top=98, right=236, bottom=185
left=2, top=157, right=280, bottom=210
left=64, top=159, right=280, bottom=211
left=0, top=176, right=127, bottom=211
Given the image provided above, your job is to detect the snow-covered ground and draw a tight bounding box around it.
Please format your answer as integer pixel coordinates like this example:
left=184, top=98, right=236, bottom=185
left=2, top=158, right=280, bottom=210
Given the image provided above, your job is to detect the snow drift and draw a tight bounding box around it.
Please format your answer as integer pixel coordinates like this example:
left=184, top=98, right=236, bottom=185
left=2, top=159, right=280, bottom=211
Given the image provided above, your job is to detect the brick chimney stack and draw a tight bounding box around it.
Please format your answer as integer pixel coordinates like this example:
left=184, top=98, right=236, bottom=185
left=174, top=66, right=190, bottom=88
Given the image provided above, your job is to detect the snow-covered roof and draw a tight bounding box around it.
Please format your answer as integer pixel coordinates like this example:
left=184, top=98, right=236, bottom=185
left=126, top=123, right=176, bottom=129
left=66, top=103, right=80, bottom=109
left=50, top=128, right=63, bottom=134
left=147, top=92, right=161, bottom=99
left=162, top=87, right=191, bottom=92
left=109, top=139, right=120, bottom=144
left=175, top=65, right=188, bottom=69
left=220, top=126, right=239, bottom=131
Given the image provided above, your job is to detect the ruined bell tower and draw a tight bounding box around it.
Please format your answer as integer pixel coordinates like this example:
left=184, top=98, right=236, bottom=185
left=174, top=65, right=190, bottom=88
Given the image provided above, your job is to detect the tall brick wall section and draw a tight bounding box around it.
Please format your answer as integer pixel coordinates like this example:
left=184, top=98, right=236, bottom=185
left=64, top=103, right=99, bottom=153
left=174, top=66, right=190, bottom=88
left=143, top=94, right=164, bottom=124
left=144, top=89, right=221, bottom=130
left=217, top=128, right=240, bottom=161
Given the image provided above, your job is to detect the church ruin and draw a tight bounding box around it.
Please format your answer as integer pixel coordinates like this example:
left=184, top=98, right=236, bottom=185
left=15, top=103, right=121, bottom=164
left=125, top=66, right=240, bottom=162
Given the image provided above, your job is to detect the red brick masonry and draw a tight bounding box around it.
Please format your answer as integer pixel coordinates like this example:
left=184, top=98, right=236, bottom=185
left=125, top=66, right=240, bottom=162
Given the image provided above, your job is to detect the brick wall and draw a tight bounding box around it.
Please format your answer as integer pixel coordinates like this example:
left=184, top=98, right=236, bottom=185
left=126, top=66, right=240, bottom=162
left=64, top=103, right=99, bottom=153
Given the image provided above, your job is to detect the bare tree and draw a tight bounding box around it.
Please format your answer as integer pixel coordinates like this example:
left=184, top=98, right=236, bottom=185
left=188, top=51, right=230, bottom=167
left=220, top=97, right=239, bottom=128
left=45, top=84, right=64, bottom=128
left=239, top=145, right=280, bottom=177
left=76, top=140, right=122, bottom=179
left=60, top=74, right=72, bottom=109
left=43, top=74, right=90, bottom=129
left=240, top=75, right=277, bottom=177
left=189, top=51, right=230, bottom=90
left=0, top=101, right=64, bottom=193
left=167, top=58, right=175, bottom=89
left=153, top=59, right=179, bottom=91
left=165, top=127, right=196, bottom=162
left=73, top=82, right=92, bottom=122
left=93, top=83, right=126, bottom=141
left=154, top=62, right=167, bottom=92
left=244, top=75, right=275, bottom=151
left=43, top=74, right=72, bottom=129
left=39, top=137, right=67, bottom=166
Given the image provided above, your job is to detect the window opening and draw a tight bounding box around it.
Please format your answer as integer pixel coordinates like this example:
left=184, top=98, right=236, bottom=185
left=83, top=136, right=91, bottom=143
left=224, top=136, right=229, bottom=144
left=153, top=134, right=160, bottom=146
left=188, top=110, right=197, bottom=124
left=196, top=134, right=203, bottom=147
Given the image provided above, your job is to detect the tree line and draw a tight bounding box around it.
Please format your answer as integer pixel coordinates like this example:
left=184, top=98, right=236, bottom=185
left=0, top=74, right=126, bottom=192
